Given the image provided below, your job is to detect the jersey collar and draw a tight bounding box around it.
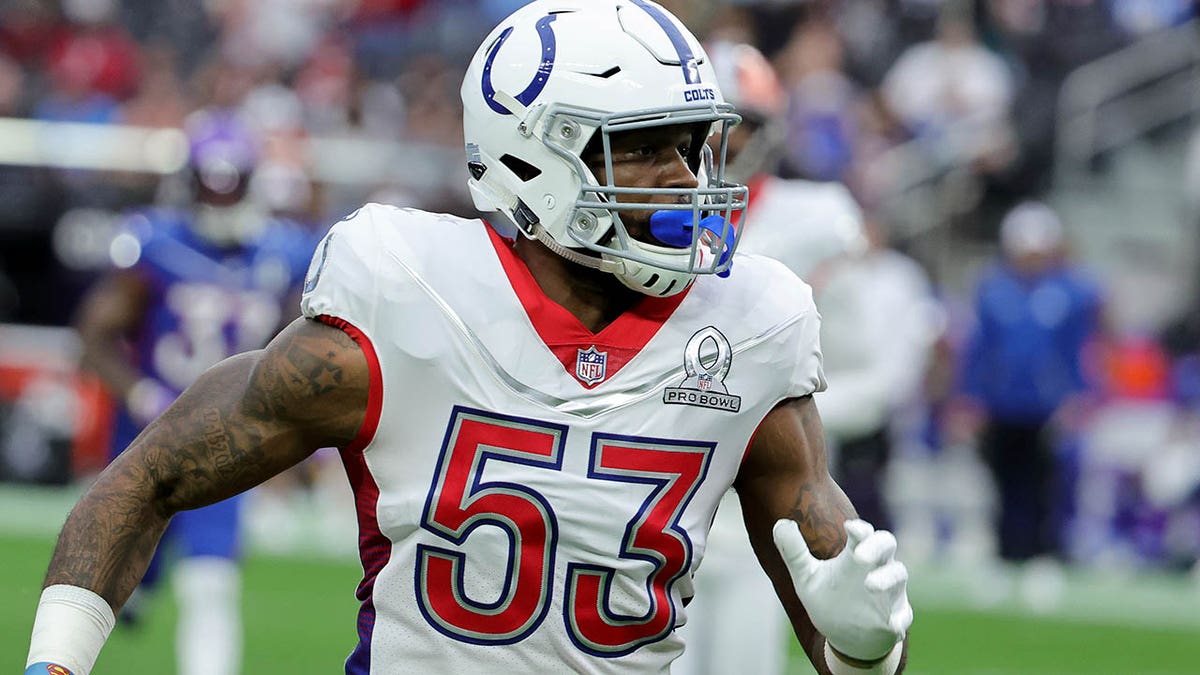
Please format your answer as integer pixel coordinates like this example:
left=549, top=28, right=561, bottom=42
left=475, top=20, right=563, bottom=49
left=485, top=223, right=688, bottom=389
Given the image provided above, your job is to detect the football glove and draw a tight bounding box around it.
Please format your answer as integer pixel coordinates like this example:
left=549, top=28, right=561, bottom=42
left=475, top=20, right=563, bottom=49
left=773, top=518, right=912, bottom=663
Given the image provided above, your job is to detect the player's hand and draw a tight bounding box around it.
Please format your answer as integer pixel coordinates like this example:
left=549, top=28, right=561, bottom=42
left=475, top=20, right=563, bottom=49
left=773, top=518, right=912, bottom=662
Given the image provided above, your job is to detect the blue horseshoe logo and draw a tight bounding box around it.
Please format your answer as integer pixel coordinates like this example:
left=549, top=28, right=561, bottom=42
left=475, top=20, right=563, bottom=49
left=481, top=14, right=558, bottom=115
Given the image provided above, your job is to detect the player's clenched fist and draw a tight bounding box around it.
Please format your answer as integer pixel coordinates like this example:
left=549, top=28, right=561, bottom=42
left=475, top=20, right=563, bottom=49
left=773, top=519, right=912, bottom=674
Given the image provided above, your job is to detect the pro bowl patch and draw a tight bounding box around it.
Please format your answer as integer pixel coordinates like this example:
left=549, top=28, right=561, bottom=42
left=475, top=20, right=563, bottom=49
left=663, top=327, right=741, bottom=412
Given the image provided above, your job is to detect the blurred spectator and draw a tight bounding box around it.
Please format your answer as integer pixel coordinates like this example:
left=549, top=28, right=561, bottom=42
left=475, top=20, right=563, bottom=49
left=31, top=1, right=142, bottom=213
left=1074, top=335, right=1200, bottom=571
left=0, top=0, right=69, bottom=70
left=834, top=0, right=898, bottom=87
left=0, top=48, right=26, bottom=115
left=117, top=45, right=189, bottom=129
left=396, top=54, right=464, bottom=148
left=980, top=0, right=1129, bottom=198
left=957, top=201, right=1105, bottom=563
left=347, top=0, right=496, bottom=78
left=0, top=53, right=56, bottom=234
left=774, top=17, right=861, bottom=182
left=1109, top=0, right=1195, bottom=37
left=1185, top=123, right=1200, bottom=226
left=117, top=0, right=218, bottom=76
left=845, top=88, right=911, bottom=211
left=209, top=0, right=333, bottom=71
left=881, top=2, right=1015, bottom=143
left=29, top=0, right=136, bottom=217
left=44, top=0, right=142, bottom=106
left=107, top=45, right=192, bottom=204
left=878, top=1, right=1020, bottom=236
left=704, top=4, right=757, bottom=45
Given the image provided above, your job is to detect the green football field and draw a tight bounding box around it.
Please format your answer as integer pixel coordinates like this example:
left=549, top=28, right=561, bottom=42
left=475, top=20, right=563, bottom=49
left=4, top=487, right=1198, bottom=674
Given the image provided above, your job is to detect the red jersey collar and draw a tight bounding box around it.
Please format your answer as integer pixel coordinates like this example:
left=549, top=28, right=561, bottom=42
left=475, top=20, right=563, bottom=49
left=485, top=223, right=688, bottom=389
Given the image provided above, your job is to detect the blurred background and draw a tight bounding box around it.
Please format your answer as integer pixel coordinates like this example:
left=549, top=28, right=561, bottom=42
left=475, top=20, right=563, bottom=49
left=1, top=0, right=1198, bottom=673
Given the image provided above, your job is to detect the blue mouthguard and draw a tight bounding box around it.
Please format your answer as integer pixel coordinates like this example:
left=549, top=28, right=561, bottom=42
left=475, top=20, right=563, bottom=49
left=648, top=211, right=735, bottom=278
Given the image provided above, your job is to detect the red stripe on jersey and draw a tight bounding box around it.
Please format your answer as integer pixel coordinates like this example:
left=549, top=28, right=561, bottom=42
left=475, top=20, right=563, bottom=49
left=315, top=314, right=387, bottom=672
left=484, top=223, right=688, bottom=389
left=340, top=445, right=389, bottom=673
left=315, top=315, right=382, bottom=453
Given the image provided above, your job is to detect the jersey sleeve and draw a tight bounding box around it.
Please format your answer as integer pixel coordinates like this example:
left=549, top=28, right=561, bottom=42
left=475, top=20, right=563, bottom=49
left=824, top=182, right=867, bottom=256
left=785, top=282, right=827, bottom=399
left=796, top=181, right=867, bottom=271
left=300, top=205, right=385, bottom=336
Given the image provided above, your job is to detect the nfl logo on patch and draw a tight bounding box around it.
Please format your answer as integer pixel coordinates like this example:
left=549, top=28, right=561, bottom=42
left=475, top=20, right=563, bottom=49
left=697, top=373, right=713, bottom=391
left=575, top=346, right=608, bottom=386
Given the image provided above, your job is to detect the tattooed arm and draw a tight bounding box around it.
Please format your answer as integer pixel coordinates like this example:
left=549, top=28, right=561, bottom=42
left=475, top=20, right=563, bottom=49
left=734, top=396, right=909, bottom=674
left=43, top=317, right=367, bottom=610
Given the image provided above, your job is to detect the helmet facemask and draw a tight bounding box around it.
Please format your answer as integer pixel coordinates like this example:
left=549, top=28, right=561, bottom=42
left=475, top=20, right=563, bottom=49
left=544, top=104, right=747, bottom=296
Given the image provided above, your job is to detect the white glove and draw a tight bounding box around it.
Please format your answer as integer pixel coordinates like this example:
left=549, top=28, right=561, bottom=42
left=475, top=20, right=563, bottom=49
left=773, top=518, right=912, bottom=662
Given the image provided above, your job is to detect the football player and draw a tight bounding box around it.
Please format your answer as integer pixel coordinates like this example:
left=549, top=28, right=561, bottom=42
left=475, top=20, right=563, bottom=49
left=27, top=3, right=911, bottom=674
left=673, top=39, right=867, bottom=675
left=68, top=108, right=319, bottom=675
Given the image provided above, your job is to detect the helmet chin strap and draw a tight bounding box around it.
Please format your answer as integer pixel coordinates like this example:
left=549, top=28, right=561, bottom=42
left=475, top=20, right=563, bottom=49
left=535, top=221, right=693, bottom=297
left=533, top=226, right=625, bottom=274
left=603, top=238, right=699, bottom=297
left=532, top=213, right=708, bottom=297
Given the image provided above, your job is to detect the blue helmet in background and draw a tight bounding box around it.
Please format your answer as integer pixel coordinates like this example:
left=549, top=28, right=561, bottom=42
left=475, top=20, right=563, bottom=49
left=186, top=108, right=259, bottom=206
left=183, top=108, right=267, bottom=246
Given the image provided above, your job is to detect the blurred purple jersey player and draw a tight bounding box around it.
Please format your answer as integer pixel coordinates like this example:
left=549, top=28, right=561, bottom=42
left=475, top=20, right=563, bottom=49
left=75, top=109, right=320, bottom=675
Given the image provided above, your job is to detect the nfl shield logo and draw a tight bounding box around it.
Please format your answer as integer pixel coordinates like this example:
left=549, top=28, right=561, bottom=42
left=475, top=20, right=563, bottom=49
left=575, top=346, right=608, bottom=385
left=697, top=373, right=713, bottom=391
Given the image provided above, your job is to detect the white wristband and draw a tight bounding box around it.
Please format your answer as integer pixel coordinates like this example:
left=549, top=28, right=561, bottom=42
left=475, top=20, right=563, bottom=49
left=26, top=585, right=116, bottom=675
left=825, top=639, right=903, bottom=675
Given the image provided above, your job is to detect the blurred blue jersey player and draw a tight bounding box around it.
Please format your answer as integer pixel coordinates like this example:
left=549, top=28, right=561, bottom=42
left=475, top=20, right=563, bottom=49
left=75, top=109, right=319, bottom=675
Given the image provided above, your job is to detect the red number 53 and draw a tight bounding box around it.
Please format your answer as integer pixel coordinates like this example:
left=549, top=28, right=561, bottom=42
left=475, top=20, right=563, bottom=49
left=416, top=406, right=714, bottom=657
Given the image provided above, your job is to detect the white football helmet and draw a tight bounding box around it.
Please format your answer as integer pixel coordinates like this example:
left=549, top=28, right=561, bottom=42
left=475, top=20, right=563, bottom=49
left=462, top=0, right=748, bottom=296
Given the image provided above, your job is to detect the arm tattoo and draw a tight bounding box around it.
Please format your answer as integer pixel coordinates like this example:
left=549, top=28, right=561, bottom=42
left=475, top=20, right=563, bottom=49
left=44, top=318, right=367, bottom=608
left=286, top=342, right=344, bottom=395
left=789, top=482, right=851, bottom=560
left=243, top=325, right=357, bottom=426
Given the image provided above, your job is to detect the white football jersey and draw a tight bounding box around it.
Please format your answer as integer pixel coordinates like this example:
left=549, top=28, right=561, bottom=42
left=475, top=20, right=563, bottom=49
left=300, top=204, right=824, bottom=674
left=736, top=175, right=865, bottom=280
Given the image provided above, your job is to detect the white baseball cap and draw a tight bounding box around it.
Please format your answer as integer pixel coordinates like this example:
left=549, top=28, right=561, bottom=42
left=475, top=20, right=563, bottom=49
left=1000, top=201, right=1063, bottom=256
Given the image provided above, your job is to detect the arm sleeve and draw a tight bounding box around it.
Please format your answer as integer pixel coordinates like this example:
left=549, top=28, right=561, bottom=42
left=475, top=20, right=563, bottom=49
left=786, top=285, right=828, bottom=399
